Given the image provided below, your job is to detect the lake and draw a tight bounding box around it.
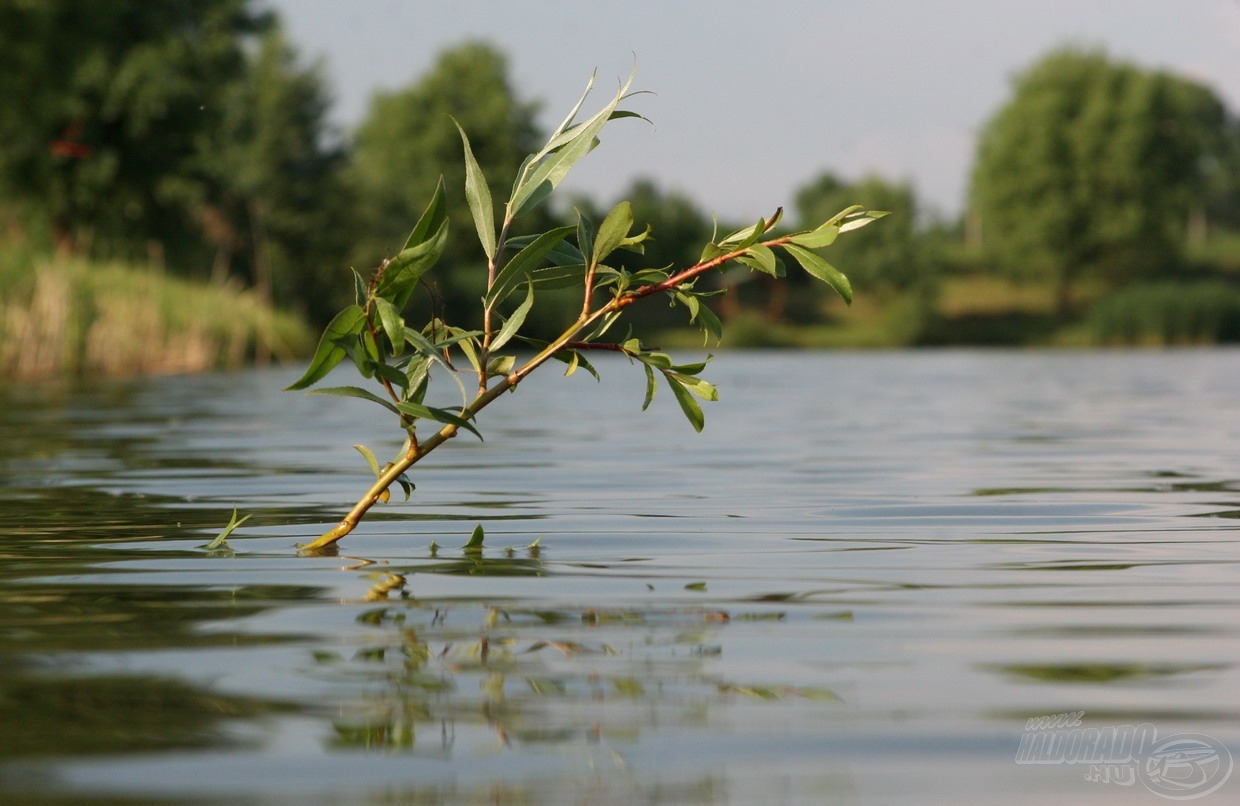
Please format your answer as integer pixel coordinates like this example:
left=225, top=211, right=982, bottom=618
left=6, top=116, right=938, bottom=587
left=1, top=349, right=1238, bottom=804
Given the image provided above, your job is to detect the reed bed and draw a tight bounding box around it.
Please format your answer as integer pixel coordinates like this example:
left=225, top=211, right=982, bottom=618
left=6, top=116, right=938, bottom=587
left=1, top=256, right=311, bottom=379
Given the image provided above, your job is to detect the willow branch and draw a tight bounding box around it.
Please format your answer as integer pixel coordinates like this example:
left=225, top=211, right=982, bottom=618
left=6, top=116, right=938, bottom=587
left=301, top=211, right=788, bottom=553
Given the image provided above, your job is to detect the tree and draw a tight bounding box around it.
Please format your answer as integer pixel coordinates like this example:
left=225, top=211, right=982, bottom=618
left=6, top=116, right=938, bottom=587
left=0, top=0, right=270, bottom=259
left=348, top=42, right=544, bottom=322
left=198, top=27, right=350, bottom=321
left=969, top=47, right=1230, bottom=313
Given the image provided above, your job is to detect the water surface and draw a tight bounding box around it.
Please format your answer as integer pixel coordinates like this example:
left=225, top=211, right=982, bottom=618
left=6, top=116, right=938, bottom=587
left=2, top=350, right=1238, bottom=804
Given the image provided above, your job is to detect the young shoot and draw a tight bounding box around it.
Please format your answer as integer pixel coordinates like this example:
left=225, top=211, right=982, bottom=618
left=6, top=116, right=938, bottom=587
left=288, top=69, right=886, bottom=552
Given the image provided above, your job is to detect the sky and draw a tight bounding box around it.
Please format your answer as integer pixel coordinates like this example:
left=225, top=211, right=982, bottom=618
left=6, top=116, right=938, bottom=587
left=264, top=0, right=1240, bottom=223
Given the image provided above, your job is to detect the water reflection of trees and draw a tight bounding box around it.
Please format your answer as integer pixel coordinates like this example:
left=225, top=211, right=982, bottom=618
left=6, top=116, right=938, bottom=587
left=320, top=557, right=839, bottom=756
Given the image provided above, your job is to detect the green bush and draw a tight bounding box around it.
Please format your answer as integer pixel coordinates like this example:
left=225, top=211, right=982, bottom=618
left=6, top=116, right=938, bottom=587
left=1086, top=281, right=1240, bottom=345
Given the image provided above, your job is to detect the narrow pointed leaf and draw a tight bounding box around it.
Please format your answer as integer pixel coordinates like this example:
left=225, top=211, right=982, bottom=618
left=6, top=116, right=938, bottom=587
left=309, top=386, right=401, bottom=415
left=453, top=120, right=496, bottom=260
left=486, top=226, right=575, bottom=306
left=666, top=375, right=706, bottom=432
left=839, top=210, right=890, bottom=234
left=641, top=362, right=656, bottom=411
left=592, top=201, right=633, bottom=265
left=576, top=209, right=595, bottom=265
left=285, top=305, right=365, bottom=390
left=376, top=219, right=449, bottom=308
left=783, top=243, right=853, bottom=304
left=823, top=204, right=864, bottom=228
left=354, top=444, right=382, bottom=477
left=510, top=70, right=634, bottom=216
left=396, top=402, right=483, bottom=440
left=668, top=372, right=718, bottom=401
left=401, top=177, right=447, bottom=250
left=741, top=243, right=777, bottom=276
left=490, top=283, right=534, bottom=351
left=374, top=297, right=405, bottom=355
left=465, top=524, right=485, bottom=549
left=789, top=225, right=840, bottom=249
left=204, top=507, right=252, bottom=550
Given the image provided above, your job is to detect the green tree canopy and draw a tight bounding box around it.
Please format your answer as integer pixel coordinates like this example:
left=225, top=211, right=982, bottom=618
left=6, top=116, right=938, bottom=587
left=969, top=47, right=1230, bottom=312
left=0, top=0, right=269, bottom=257
left=348, top=41, right=544, bottom=319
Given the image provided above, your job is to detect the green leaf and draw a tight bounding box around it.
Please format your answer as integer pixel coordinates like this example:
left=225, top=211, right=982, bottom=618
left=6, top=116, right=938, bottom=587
left=354, top=444, right=382, bottom=477
left=740, top=243, right=777, bottom=276
left=309, top=386, right=401, bottom=416
left=351, top=268, right=368, bottom=306
left=401, top=176, right=448, bottom=250
left=464, top=524, right=486, bottom=549
left=486, top=226, right=575, bottom=306
left=204, top=507, right=252, bottom=550
left=684, top=581, right=707, bottom=591
left=490, top=282, right=534, bottom=351
left=668, top=372, right=718, bottom=401
left=396, top=402, right=483, bottom=440
left=839, top=210, right=890, bottom=234
left=507, top=233, right=584, bottom=267
left=395, top=475, right=415, bottom=501
left=374, top=298, right=405, bottom=355
left=529, top=263, right=588, bottom=289
left=788, top=224, right=840, bottom=249
left=509, top=68, right=635, bottom=216
left=670, top=356, right=712, bottom=375
left=373, top=362, right=409, bottom=392
left=486, top=355, right=515, bottom=377
left=640, top=362, right=656, bottom=411
left=699, top=242, right=727, bottom=263
left=576, top=208, right=595, bottom=265
left=592, top=201, right=633, bottom=265
left=782, top=243, right=853, bottom=304
left=285, top=305, right=366, bottom=390
left=453, top=119, right=496, bottom=260
left=720, top=217, right=767, bottom=248
left=694, top=302, right=723, bottom=345
left=823, top=204, right=864, bottom=228
left=375, top=219, right=449, bottom=308
left=666, top=374, right=706, bottom=432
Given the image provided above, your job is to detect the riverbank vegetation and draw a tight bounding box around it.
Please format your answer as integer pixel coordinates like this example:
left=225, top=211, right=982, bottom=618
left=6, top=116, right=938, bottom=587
left=0, top=247, right=309, bottom=379
left=2, top=1, right=1239, bottom=382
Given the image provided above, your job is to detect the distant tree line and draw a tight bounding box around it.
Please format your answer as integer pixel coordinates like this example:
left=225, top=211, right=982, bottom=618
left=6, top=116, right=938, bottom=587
left=2, top=1, right=1238, bottom=341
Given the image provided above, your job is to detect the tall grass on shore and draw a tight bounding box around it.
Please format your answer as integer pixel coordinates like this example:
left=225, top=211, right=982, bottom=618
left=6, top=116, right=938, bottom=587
left=1, top=255, right=311, bottom=379
left=1086, top=281, right=1240, bottom=345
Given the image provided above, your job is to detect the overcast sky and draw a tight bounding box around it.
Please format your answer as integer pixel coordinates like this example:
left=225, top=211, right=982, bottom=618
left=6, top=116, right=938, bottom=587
left=264, top=0, right=1240, bottom=222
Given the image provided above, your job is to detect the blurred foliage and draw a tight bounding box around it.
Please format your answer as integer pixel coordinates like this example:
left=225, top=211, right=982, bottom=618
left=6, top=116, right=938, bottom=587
left=0, top=0, right=346, bottom=320
left=970, top=47, right=1236, bottom=314
left=348, top=41, right=546, bottom=324
left=4, top=2, right=1240, bottom=364
left=1085, top=281, right=1240, bottom=345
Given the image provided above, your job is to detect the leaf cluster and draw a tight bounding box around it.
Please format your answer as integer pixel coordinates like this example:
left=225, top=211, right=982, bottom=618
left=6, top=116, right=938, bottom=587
left=287, top=68, right=885, bottom=549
